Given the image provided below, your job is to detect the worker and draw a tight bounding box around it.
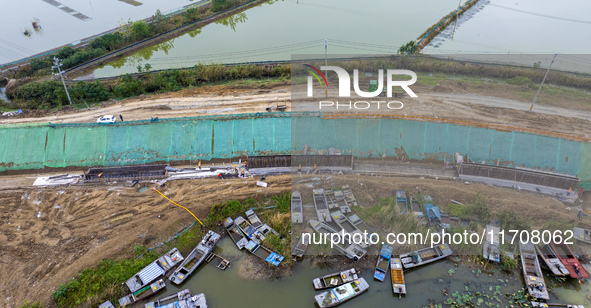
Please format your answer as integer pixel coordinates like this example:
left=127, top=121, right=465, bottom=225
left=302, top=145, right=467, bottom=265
left=98, top=172, right=103, bottom=179
left=244, top=160, right=248, bottom=170
left=298, top=164, right=302, bottom=172
left=578, top=209, right=584, bottom=220
left=119, top=114, right=124, bottom=122
left=568, top=187, right=572, bottom=196
left=241, top=169, right=245, bottom=178
left=313, top=164, right=317, bottom=170
left=574, top=264, right=581, bottom=277
left=198, top=161, right=201, bottom=170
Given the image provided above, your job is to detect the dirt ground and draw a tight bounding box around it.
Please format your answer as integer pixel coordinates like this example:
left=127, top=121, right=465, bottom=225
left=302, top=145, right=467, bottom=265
left=1, top=81, right=591, bottom=141
left=0, top=174, right=291, bottom=308
left=2, top=170, right=591, bottom=307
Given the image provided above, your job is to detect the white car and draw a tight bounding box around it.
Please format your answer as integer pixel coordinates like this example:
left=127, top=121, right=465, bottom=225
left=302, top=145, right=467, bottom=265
left=97, top=115, right=117, bottom=124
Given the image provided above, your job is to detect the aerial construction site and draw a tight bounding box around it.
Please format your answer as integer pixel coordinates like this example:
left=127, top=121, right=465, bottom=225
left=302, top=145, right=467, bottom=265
left=1, top=0, right=591, bottom=306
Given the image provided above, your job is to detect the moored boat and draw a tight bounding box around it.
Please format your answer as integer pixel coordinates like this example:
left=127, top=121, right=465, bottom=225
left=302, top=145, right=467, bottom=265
left=519, top=241, right=549, bottom=300
left=550, top=239, right=590, bottom=279
left=314, top=188, right=330, bottom=222
left=309, top=219, right=367, bottom=260
left=291, top=191, right=303, bottom=223
left=483, top=225, right=500, bottom=263
left=536, top=244, right=569, bottom=276
left=119, top=279, right=166, bottom=306
left=223, top=217, right=248, bottom=250
left=314, top=278, right=369, bottom=308
left=400, top=244, right=452, bottom=269
left=245, top=240, right=284, bottom=266
left=374, top=244, right=393, bottom=282
left=396, top=191, right=408, bottom=214
left=574, top=227, right=591, bottom=244
left=293, top=227, right=313, bottom=258
left=390, top=257, right=406, bottom=296
left=125, top=248, right=184, bottom=293
left=169, top=230, right=220, bottom=285
left=245, top=209, right=263, bottom=229
left=145, top=289, right=207, bottom=308
left=235, top=215, right=265, bottom=243
left=313, top=268, right=358, bottom=290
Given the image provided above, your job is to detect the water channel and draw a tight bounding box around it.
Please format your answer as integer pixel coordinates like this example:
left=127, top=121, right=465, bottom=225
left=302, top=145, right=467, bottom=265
left=84, top=0, right=461, bottom=78
left=150, top=237, right=590, bottom=307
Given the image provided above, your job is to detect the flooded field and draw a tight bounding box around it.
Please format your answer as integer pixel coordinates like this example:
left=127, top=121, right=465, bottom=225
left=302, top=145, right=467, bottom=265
left=0, top=0, right=200, bottom=64
left=85, top=0, right=461, bottom=78
left=424, top=0, right=591, bottom=54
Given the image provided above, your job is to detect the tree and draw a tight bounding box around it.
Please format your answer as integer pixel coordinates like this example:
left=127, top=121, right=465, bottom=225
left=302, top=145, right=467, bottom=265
left=130, top=21, right=151, bottom=41
left=397, top=41, right=418, bottom=55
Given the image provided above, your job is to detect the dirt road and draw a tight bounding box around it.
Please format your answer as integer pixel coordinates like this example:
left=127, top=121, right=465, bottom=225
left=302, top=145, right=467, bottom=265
left=2, top=82, right=590, bottom=140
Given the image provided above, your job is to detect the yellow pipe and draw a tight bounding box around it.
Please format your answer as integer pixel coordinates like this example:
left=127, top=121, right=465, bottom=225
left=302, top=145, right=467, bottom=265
left=153, top=188, right=204, bottom=226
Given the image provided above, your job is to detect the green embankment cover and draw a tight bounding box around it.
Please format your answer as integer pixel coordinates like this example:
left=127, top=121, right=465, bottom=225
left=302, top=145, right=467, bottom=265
left=0, top=113, right=587, bottom=186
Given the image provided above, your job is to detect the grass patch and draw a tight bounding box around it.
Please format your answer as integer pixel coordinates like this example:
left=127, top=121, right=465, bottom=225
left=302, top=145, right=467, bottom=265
left=51, top=247, right=159, bottom=307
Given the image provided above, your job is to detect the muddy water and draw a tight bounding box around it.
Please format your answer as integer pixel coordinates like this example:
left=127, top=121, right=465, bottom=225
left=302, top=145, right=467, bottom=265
left=0, top=0, right=202, bottom=64
left=152, top=237, right=591, bottom=307
left=85, top=0, right=461, bottom=78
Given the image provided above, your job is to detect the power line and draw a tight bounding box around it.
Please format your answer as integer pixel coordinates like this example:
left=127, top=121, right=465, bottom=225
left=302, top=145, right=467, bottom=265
left=489, top=3, right=591, bottom=24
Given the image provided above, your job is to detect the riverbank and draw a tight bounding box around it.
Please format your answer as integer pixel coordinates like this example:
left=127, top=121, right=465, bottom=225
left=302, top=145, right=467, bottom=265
left=4, top=170, right=590, bottom=307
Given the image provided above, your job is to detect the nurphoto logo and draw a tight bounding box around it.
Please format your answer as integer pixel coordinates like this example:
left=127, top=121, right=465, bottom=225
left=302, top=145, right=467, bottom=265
left=304, top=64, right=418, bottom=98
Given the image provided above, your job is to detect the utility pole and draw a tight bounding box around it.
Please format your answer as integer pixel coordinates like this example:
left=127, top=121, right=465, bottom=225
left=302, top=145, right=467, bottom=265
left=530, top=53, right=557, bottom=111
left=52, top=57, right=72, bottom=105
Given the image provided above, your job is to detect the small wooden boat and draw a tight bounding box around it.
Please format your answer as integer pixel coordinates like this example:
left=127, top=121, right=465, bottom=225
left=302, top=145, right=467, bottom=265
left=314, top=278, right=369, bottom=308
left=235, top=215, right=265, bottom=243
left=309, top=219, right=367, bottom=260
left=245, top=209, right=263, bottom=229
left=400, top=244, right=452, bottom=269
left=342, top=185, right=358, bottom=207
left=536, top=244, right=569, bottom=276
left=293, top=228, right=313, bottom=258
left=169, top=230, right=220, bottom=285
left=348, top=214, right=373, bottom=234
left=396, top=191, right=408, bottom=214
left=333, top=189, right=351, bottom=213
left=390, top=257, right=406, bottom=296
left=424, top=202, right=442, bottom=227
left=245, top=240, right=284, bottom=266
left=550, top=239, right=590, bottom=279
left=313, top=268, right=358, bottom=290
left=531, top=302, right=584, bottom=308
left=410, top=197, right=422, bottom=218
left=291, top=191, right=303, bottom=223
left=314, top=189, right=330, bottom=222
left=223, top=217, right=248, bottom=250
left=330, top=211, right=368, bottom=248
left=119, top=279, right=166, bottom=306
left=324, top=189, right=339, bottom=210
left=574, top=227, right=591, bottom=244
left=144, top=289, right=207, bottom=308
left=519, top=241, right=549, bottom=300
left=374, top=244, right=393, bottom=282
left=205, top=253, right=230, bottom=270
left=483, top=225, right=501, bottom=263
left=125, top=248, right=184, bottom=293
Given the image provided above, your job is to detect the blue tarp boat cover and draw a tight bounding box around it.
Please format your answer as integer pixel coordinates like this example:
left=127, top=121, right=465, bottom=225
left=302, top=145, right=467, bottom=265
left=266, top=252, right=284, bottom=266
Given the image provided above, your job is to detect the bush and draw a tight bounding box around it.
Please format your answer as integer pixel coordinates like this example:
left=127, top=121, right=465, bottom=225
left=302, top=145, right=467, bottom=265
left=506, top=76, right=533, bottom=87
left=130, top=21, right=151, bottom=41
left=501, top=254, right=518, bottom=271
left=498, top=209, right=531, bottom=231
left=90, top=32, right=123, bottom=51
left=212, top=0, right=240, bottom=12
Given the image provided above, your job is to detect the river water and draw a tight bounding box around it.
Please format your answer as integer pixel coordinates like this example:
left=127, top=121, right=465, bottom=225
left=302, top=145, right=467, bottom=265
left=84, top=0, right=461, bottom=79
left=152, top=237, right=591, bottom=307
